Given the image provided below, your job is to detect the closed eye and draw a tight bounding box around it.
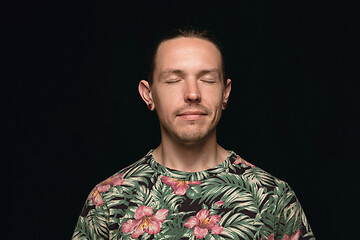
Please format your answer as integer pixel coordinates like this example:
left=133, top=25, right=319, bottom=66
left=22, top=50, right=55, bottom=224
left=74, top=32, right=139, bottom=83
left=200, top=79, right=216, bottom=83
left=165, top=79, right=182, bottom=83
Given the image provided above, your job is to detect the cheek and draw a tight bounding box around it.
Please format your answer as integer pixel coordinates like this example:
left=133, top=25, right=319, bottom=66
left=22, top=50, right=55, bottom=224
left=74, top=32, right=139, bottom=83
left=206, top=92, right=225, bottom=120
left=153, top=90, right=178, bottom=117
left=206, top=89, right=224, bottom=108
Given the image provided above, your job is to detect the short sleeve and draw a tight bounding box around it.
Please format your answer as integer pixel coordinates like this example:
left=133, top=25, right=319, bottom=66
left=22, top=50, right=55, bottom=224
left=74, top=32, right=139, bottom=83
left=72, top=190, right=110, bottom=240
left=274, top=185, right=315, bottom=240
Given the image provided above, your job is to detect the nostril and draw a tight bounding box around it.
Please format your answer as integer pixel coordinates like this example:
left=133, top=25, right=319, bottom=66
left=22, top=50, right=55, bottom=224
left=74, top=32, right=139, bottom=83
left=185, top=92, right=201, bottom=102
left=184, top=80, right=201, bottom=102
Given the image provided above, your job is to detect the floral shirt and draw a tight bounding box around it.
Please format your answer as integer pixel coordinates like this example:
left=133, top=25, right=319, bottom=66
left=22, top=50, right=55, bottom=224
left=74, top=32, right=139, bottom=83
left=72, top=150, right=315, bottom=240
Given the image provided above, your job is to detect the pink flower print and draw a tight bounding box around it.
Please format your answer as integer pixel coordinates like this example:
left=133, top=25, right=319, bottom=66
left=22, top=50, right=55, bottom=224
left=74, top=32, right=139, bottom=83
left=215, top=200, right=225, bottom=207
left=283, top=230, right=300, bottom=240
left=89, top=189, right=104, bottom=207
left=264, top=230, right=300, bottom=240
left=233, top=156, right=256, bottom=168
left=88, top=174, right=125, bottom=207
left=184, top=209, right=223, bottom=239
left=122, top=205, right=169, bottom=239
left=161, top=176, right=201, bottom=195
left=263, top=233, right=274, bottom=240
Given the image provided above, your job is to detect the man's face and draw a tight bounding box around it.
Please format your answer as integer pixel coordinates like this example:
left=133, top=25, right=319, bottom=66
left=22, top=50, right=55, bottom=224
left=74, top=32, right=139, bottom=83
left=149, top=37, right=231, bottom=144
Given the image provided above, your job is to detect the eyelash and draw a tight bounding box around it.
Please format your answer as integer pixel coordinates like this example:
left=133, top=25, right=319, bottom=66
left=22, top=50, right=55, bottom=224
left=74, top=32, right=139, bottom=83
left=165, top=79, right=181, bottom=83
left=201, top=79, right=215, bottom=83
left=164, top=78, right=216, bottom=84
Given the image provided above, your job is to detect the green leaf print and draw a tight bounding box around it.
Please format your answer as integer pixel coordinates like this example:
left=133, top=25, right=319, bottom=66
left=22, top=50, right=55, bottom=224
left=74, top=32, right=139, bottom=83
left=242, top=167, right=275, bottom=187
left=81, top=204, right=109, bottom=239
left=122, top=164, right=154, bottom=187
left=219, top=212, right=256, bottom=240
left=151, top=175, right=186, bottom=212
left=72, top=151, right=315, bottom=240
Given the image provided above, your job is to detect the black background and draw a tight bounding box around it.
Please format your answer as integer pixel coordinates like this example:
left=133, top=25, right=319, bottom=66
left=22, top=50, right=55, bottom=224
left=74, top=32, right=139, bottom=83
left=9, top=1, right=359, bottom=239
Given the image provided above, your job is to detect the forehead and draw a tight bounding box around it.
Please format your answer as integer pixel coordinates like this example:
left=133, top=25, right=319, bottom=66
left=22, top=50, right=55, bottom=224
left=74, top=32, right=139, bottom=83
left=154, top=37, right=222, bottom=74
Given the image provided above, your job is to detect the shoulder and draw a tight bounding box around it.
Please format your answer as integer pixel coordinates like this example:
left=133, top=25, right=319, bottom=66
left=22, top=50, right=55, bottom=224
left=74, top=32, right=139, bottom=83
left=230, top=154, right=291, bottom=195
left=86, top=153, right=155, bottom=208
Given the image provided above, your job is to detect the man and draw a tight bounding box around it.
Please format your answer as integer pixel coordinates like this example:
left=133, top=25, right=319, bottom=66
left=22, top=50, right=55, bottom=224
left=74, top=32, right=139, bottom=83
left=72, top=28, right=315, bottom=240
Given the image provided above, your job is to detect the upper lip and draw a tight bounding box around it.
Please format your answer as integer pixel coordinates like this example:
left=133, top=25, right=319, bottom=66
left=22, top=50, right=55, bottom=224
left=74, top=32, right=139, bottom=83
left=177, top=110, right=207, bottom=116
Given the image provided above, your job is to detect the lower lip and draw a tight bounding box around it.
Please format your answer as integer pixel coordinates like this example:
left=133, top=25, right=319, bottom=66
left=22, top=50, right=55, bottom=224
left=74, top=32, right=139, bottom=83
left=178, top=114, right=205, bottom=121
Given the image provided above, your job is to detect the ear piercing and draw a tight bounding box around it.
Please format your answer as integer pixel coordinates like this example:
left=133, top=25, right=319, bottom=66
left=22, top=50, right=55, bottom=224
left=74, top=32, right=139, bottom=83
left=222, top=101, right=227, bottom=109
left=147, top=103, right=152, bottom=110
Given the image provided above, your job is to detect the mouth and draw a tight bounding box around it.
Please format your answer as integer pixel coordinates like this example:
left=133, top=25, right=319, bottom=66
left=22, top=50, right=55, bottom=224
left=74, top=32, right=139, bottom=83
left=177, top=111, right=207, bottom=121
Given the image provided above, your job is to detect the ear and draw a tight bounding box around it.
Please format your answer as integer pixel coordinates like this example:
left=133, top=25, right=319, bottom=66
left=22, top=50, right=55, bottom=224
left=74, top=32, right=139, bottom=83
left=138, top=80, right=155, bottom=110
left=222, top=78, right=231, bottom=110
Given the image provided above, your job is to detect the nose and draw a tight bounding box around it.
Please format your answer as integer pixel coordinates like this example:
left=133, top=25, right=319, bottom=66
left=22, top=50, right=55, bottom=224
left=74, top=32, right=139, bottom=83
left=184, top=79, right=201, bottom=103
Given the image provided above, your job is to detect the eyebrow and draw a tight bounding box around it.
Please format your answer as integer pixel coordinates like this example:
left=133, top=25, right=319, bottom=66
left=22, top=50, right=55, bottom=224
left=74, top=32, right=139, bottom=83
left=197, top=69, right=221, bottom=78
left=159, top=68, right=221, bottom=78
left=159, top=69, right=184, bottom=78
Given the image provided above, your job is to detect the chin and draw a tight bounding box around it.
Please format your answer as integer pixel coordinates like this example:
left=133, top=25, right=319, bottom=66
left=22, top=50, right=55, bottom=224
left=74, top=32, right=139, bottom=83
left=175, top=128, right=214, bottom=143
left=177, top=134, right=207, bottom=143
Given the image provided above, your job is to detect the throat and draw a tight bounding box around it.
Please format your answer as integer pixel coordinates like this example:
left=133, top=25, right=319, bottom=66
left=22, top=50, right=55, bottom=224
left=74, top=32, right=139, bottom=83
left=152, top=143, right=229, bottom=172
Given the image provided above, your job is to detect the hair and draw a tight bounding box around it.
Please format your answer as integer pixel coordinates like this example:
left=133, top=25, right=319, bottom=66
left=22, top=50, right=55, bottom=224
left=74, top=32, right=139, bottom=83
left=146, top=27, right=226, bottom=85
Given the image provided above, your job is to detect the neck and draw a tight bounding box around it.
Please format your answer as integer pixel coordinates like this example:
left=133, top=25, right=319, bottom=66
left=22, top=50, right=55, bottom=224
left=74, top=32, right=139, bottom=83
left=152, top=130, right=229, bottom=172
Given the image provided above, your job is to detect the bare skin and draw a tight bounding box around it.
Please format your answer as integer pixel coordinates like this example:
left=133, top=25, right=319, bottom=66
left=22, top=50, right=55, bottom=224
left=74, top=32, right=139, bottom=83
left=138, top=37, right=231, bottom=172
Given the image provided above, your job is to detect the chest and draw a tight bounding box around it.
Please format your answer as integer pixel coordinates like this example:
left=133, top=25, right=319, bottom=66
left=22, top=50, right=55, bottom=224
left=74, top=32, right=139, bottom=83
left=106, top=175, right=277, bottom=239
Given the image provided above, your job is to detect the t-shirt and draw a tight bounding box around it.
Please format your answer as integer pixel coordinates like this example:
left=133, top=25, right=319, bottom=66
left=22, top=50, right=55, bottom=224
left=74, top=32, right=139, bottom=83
left=72, top=150, right=315, bottom=240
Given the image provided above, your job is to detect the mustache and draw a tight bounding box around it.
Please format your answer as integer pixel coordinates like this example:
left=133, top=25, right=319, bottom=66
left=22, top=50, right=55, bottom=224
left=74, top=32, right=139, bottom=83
left=175, top=104, right=211, bottom=116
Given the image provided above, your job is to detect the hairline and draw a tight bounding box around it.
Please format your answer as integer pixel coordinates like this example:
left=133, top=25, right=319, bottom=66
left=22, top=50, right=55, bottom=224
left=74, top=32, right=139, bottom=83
left=150, top=36, right=226, bottom=86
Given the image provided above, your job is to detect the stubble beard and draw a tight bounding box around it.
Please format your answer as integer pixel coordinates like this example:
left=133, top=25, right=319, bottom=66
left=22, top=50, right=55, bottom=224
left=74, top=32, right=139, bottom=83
left=161, top=120, right=218, bottom=144
left=158, top=103, right=223, bottom=145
